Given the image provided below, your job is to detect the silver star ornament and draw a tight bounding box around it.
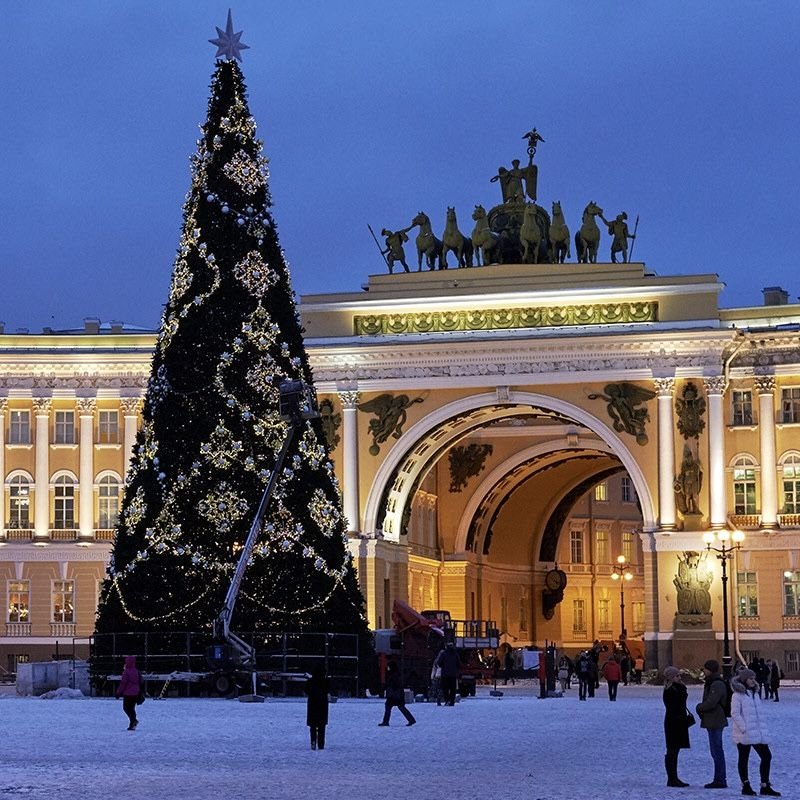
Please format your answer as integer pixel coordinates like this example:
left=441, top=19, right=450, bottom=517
left=209, top=9, right=250, bottom=62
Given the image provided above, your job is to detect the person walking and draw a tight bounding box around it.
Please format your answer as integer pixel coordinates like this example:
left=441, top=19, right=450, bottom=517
left=695, top=659, right=728, bottom=789
left=602, top=654, right=622, bottom=701
left=115, top=655, right=143, bottom=731
left=438, top=643, right=460, bottom=706
left=731, top=668, right=781, bottom=796
left=503, top=648, right=515, bottom=686
left=768, top=661, right=782, bottom=702
left=378, top=660, right=416, bottom=727
left=557, top=656, right=571, bottom=693
left=430, top=654, right=443, bottom=706
left=305, top=664, right=329, bottom=750
left=662, top=666, right=691, bottom=788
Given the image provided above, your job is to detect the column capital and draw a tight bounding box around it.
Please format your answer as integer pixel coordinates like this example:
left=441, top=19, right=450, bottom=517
left=339, top=391, right=361, bottom=409
left=76, top=397, right=97, bottom=416
left=703, top=375, right=728, bottom=395
left=120, top=397, right=144, bottom=415
left=32, top=397, right=52, bottom=415
left=653, top=377, right=675, bottom=397
left=0, top=398, right=7, bottom=413
left=754, top=375, right=776, bottom=395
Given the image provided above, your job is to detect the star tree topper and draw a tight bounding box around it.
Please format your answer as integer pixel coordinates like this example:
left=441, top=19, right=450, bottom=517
left=209, top=9, right=250, bottom=61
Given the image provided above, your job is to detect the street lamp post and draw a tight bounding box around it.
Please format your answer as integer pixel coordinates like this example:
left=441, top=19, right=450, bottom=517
left=610, top=554, right=634, bottom=639
left=702, top=529, right=745, bottom=679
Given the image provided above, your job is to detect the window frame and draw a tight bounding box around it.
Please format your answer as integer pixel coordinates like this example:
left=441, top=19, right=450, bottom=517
left=51, top=580, right=74, bottom=623
left=8, top=410, right=31, bottom=444
left=7, top=580, right=30, bottom=623
left=97, top=410, right=119, bottom=444
left=736, top=570, right=759, bottom=617
left=731, top=389, right=754, bottom=426
left=53, top=410, right=75, bottom=445
left=53, top=475, right=76, bottom=529
left=781, top=387, right=800, bottom=424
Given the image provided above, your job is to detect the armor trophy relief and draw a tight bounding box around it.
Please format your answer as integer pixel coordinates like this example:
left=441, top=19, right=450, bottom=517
left=371, top=127, right=638, bottom=272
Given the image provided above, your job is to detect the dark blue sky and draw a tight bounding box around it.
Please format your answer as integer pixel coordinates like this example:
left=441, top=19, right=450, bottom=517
left=2, top=2, right=798, bottom=332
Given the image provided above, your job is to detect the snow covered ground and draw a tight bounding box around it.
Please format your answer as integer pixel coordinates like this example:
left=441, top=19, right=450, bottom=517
left=1, top=681, right=796, bottom=800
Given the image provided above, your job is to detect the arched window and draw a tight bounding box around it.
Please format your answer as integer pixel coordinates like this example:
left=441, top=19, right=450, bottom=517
left=8, top=475, right=31, bottom=529
left=781, top=453, right=800, bottom=513
left=53, top=475, right=76, bottom=529
left=98, top=475, right=121, bottom=528
left=732, top=455, right=757, bottom=515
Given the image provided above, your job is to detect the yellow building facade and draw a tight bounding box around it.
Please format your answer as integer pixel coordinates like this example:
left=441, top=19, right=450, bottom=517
left=2, top=264, right=800, bottom=675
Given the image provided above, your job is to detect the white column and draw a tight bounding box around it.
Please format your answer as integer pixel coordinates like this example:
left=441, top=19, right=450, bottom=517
left=704, top=376, right=728, bottom=528
left=120, top=398, right=142, bottom=479
left=32, top=398, right=52, bottom=539
left=654, top=378, right=676, bottom=530
left=339, top=390, right=361, bottom=534
left=0, top=399, right=6, bottom=538
left=77, top=398, right=96, bottom=539
left=755, top=376, right=778, bottom=528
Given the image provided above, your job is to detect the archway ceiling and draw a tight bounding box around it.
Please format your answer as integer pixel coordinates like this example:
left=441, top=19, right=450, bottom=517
left=379, top=403, right=580, bottom=537
left=467, top=450, right=623, bottom=562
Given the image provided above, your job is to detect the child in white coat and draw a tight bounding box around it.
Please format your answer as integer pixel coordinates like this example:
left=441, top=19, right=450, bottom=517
left=731, top=668, right=780, bottom=796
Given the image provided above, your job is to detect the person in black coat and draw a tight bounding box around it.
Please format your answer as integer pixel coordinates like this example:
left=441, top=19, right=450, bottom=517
left=438, top=643, right=461, bottom=706
left=662, top=666, right=692, bottom=788
left=305, top=664, right=330, bottom=750
left=378, top=660, right=416, bottom=727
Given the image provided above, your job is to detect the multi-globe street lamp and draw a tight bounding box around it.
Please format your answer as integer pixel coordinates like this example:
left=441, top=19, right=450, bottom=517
left=610, top=554, right=633, bottom=638
left=702, top=528, right=745, bottom=678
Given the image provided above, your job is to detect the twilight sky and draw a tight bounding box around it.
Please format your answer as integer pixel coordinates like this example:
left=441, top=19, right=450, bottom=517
left=2, top=2, right=798, bottom=333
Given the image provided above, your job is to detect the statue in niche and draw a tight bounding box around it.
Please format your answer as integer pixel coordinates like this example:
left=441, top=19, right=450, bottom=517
left=674, top=445, right=703, bottom=516
left=587, top=383, right=656, bottom=445
left=448, top=443, right=493, bottom=492
left=676, top=381, right=706, bottom=440
left=357, top=393, right=424, bottom=455
left=673, top=551, right=712, bottom=615
left=318, top=399, right=341, bottom=451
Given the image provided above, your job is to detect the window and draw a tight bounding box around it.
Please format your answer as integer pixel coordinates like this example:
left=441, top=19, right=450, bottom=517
left=622, top=530, right=634, bottom=563
left=594, top=482, right=607, bottom=502
left=572, top=599, right=586, bottom=633
left=632, top=601, right=645, bottom=633
left=98, top=410, right=119, bottom=444
left=98, top=475, right=121, bottom=528
left=570, top=530, right=584, bottom=564
left=51, top=580, right=74, bottom=623
left=598, top=598, right=610, bottom=629
left=54, top=411, right=75, bottom=444
left=8, top=476, right=31, bottom=528
left=737, top=571, right=758, bottom=617
left=786, top=651, right=800, bottom=675
left=784, top=571, right=800, bottom=617
left=621, top=476, right=635, bottom=503
left=782, top=388, right=800, bottom=423
left=8, top=581, right=29, bottom=623
left=595, top=529, right=608, bottom=564
left=782, top=454, right=800, bottom=513
left=740, top=650, right=760, bottom=665
left=733, top=456, right=757, bottom=514
left=53, top=475, right=75, bottom=529
left=9, top=410, right=30, bottom=444
left=732, top=390, right=753, bottom=426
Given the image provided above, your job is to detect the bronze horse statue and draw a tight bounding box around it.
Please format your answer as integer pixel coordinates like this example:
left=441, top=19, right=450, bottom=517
left=575, top=201, right=603, bottom=264
left=471, top=205, right=500, bottom=266
left=520, top=203, right=543, bottom=264
left=442, top=207, right=473, bottom=268
left=411, top=211, right=443, bottom=270
left=549, top=201, right=571, bottom=263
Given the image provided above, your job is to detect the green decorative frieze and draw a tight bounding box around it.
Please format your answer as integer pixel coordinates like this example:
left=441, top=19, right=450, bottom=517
left=354, top=301, right=658, bottom=335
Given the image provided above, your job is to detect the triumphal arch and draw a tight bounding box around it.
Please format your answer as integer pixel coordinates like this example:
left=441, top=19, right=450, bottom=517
left=303, top=257, right=800, bottom=671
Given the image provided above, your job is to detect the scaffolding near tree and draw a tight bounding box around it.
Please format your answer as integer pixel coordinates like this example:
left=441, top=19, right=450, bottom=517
left=95, top=53, right=369, bottom=645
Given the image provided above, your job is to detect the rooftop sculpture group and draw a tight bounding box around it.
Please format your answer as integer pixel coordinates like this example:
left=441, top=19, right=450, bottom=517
left=374, top=127, right=638, bottom=273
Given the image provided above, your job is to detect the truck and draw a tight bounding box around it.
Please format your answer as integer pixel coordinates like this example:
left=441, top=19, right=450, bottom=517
left=373, top=600, right=499, bottom=698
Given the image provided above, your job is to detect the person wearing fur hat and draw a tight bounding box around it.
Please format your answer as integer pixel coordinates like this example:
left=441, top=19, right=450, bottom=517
left=731, top=668, right=781, bottom=796
left=662, top=666, right=691, bottom=787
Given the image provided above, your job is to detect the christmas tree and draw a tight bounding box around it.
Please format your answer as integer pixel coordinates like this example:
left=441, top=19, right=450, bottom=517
left=95, top=31, right=369, bottom=652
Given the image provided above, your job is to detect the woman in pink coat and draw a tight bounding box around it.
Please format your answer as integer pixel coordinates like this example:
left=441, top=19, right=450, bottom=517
left=116, top=655, right=143, bottom=731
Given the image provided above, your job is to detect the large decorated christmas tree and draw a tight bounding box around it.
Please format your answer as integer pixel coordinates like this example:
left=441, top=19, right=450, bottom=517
left=95, top=19, right=369, bottom=647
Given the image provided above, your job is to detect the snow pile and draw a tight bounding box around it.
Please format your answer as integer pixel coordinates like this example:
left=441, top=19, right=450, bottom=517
left=38, top=687, right=85, bottom=700
left=0, top=683, right=794, bottom=800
